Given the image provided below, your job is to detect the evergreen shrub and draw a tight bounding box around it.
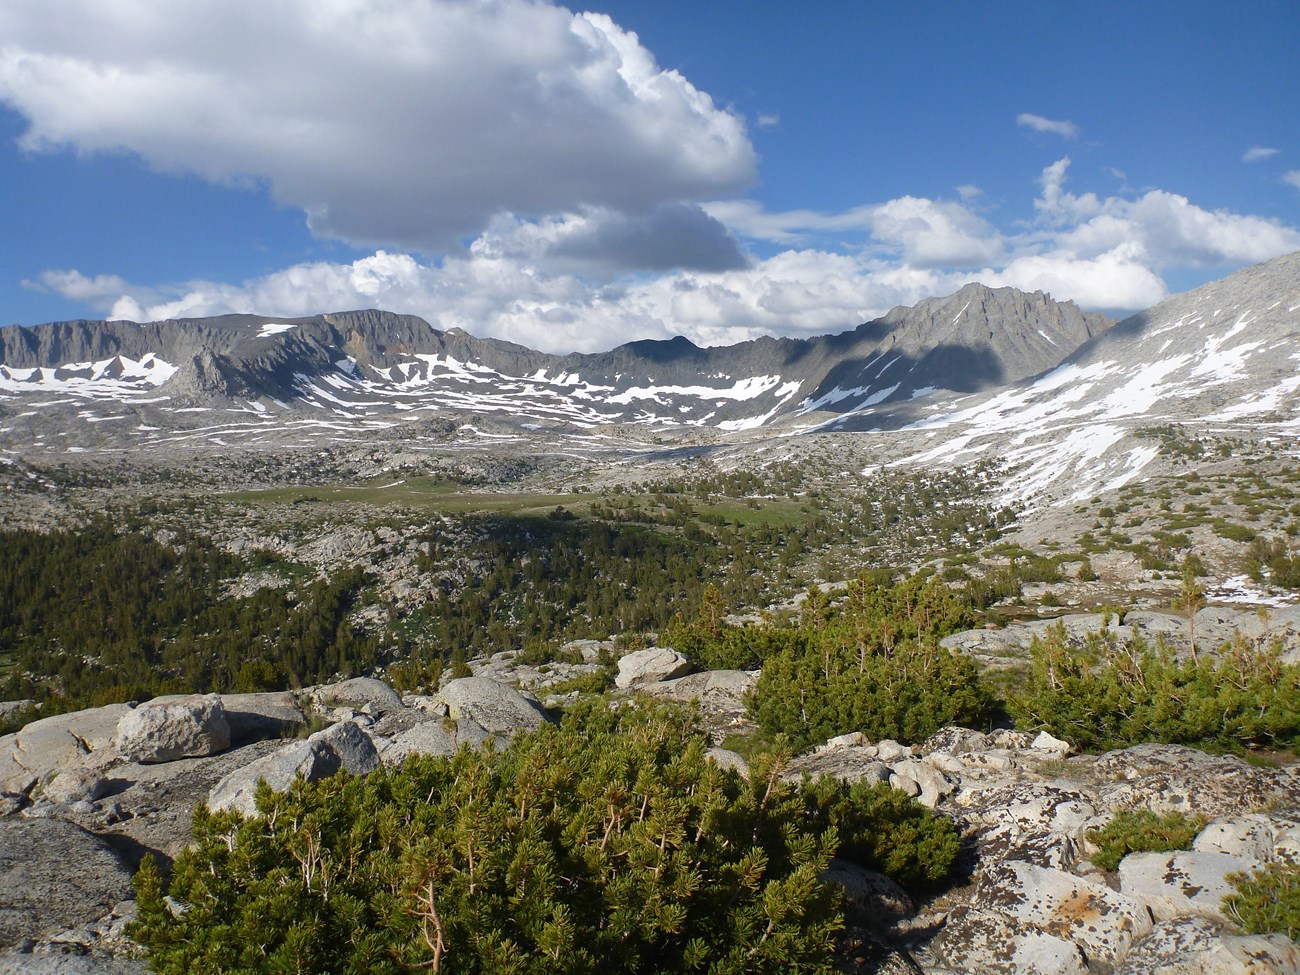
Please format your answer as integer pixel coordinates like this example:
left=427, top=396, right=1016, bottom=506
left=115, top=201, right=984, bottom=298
left=1009, top=624, right=1300, bottom=752
left=1086, top=810, right=1204, bottom=871
left=130, top=701, right=959, bottom=974
left=1225, top=863, right=1300, bottom=943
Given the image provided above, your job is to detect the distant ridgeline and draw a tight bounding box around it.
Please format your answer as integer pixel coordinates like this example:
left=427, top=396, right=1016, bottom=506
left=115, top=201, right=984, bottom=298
left=0, top=282, right=1109, bottom=436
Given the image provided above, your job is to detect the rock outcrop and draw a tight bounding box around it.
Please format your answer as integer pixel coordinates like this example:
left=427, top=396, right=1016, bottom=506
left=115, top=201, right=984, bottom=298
left=115, top=694, right=231, bottom=764
left=3, top=668, right=1299, bottom=973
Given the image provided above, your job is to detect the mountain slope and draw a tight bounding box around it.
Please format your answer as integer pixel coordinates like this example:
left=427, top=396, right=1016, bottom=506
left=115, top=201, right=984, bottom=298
left=889, top=250, right=1300, bottom=504
left=0, top=285, right=1108, bottom=445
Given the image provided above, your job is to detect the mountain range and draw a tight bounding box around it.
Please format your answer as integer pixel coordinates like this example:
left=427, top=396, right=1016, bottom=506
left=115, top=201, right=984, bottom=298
left=2, top=251, right=1298, bottom=505
left=0, top=280, right=1109, bottom=435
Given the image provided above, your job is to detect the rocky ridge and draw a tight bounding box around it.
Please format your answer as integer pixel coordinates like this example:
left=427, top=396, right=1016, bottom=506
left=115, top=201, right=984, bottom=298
left=3, top=617, right=1299, bottom=974
left=0, top=282, right=1109, bottom=443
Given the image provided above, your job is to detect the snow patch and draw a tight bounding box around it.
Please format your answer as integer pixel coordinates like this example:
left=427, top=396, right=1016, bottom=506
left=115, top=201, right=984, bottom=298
left=258, top=322, right=298, bottom=338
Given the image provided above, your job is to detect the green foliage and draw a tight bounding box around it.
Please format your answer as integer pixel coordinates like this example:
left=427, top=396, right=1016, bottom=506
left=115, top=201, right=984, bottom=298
left=132, top=702, right=878, bottom=974
left=1009, top=624, right=1300, bottom=752
left=660, top=586, right=807, bottom=672
left=798, top=778, right=961, bottom=892
left=0, top=704, right=39, bottom=736
left=0, top=521, right=380, bottom=708
left=386, top=652, right=445, bottom=695
left=1086, top=810, right=1204, bottom=871
left=1214, top=520, right=1257, bottom=543
left=1244, top=535, right=1300, bottom=590
left=1225, top=863, right=1300, bottom=942
left=747, top=573, right=997, bottom=748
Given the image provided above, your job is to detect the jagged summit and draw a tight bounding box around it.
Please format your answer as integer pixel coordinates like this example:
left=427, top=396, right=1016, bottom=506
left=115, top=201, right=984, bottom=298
left=0, top=281, right=1114, bottom=441
left=2, top=254, right=1297, bottom=461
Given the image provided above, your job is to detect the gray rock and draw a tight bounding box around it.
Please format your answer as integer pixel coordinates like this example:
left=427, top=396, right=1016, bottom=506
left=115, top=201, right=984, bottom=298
left=438, top=677, right=548, bottom=737
left=1, top=705, right=131, bottom=793
left=920, top=726, right=993, bottom=755
left=970, top=860, right=1152, bottom=967
left=0, top=819, right=132, bottom=950
left=1115, top=916, right=1300, bottom=975
left=614, top=647, right=692, bottom=689
left=1274, top=821, right=1300, bottom=865
left=307, top=720, right=379, bottom=776
left=932, top=907, right=1088, bottom=975
left=823, top=860, right=914, bottom=932
left=1193, top=816, right=1279, bottom=861
left=1114, top=916, right=1223, bottom=975
left=1096, top=745, right=1299, bottom=820
left=954, top=782, right=1097, bottom=837
left=888, top=759, right=954, bottom=808
left=639, top=669, right=756, bottom=717
left=785, top=746, right=891, bottom=787
left=219, top=691, right=306, bottom=743
left=1204, top=934, right=1300, bottom=975
left=41, top=769, right=108, bottom=805
left=207, top=739, right=340, bottom=817
left=1119, top=850, right=1256, bottom=923
left=0, top=953, right=147, bottom=974
left=705, top=747, right=748, bottom=778
left=314, top=677, right=403, bottom=715
left=381, top=720, right=459, bottom=764
left=1031, top=731, right=1072, bottom=755
left=115, top=694, right=230, bottom=764
left=875, top=740, right=912, bottom=763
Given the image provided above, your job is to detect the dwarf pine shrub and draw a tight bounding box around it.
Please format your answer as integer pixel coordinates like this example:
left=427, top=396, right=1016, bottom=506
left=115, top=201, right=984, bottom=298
left=130, top=700, right=959, bottom=974
left=1225, top=862, right=1300, bottom=943
left=1086, top=809, right=1204, bottom=871
left=1009, top=624, right=1300, bottom=752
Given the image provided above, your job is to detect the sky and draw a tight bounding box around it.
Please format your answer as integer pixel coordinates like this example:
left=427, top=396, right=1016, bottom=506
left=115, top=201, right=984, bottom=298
left=2, top=0, right=1298, bottom=354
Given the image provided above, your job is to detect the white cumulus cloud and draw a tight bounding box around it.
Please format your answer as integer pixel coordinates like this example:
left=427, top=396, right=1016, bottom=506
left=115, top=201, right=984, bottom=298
left=1285, top=170, right=1300, bottom=191
left=0, top=0, right=755, bottom=260
left=1017, top=113, right=1079, bottom=139
left=705, top=196, right=1001, bottom=268
left=1035, top=157, right=1300, bottom=267
left=1243, top=146, right=1280, bottom=163
left=31, top=157, right=1300, bottom=354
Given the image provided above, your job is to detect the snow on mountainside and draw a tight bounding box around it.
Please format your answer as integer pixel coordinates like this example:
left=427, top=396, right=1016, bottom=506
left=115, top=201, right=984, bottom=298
left=2, top=252, right=1299, bottom=508
left=886, top=251, right=1300, bottom=507
left=0, top=286, right=1108, bottom=445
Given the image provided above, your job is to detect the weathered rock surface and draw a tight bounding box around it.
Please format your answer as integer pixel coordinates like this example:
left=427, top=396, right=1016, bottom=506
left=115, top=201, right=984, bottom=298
left=208, top=739, right=341, bottom=817
left=219, top=691, right=306, bottom=743
left=42, top=768, right=109, bottom=805
left=638, top=668, right=756, bottom=718
left=0, top=819, right=132, bottom=950
left=313, top=677, right=404, bottom=715
left=0, top=953, right=147, bottom=974
left=1113, top=916, right=1300, bottom=975
left=1119, top=851, right=1256, bottom=924
left=380, top=720, right=459, bottom=764
left=308, top=720, right=379, bottom=776
left=438, top=677, right=549, bottom=737
left=967, top=861, right=1152, bottom=966
left=1094, top=744, right=1300, bottom=820
left=115, top=694, right=230, bottom=764
left=1, top=705, right=131, bottom=794
left=931, top=908, right=1088, bottom=975
left=614, top=647, right=692, bottom=689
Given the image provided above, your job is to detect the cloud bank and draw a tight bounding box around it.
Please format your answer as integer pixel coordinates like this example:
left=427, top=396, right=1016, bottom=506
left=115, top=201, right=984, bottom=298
left=6, top=3, right=1299, bottom=354
left=33, top=156, right=1300, bottom=354
left=0, top=0, right=754, bottom=261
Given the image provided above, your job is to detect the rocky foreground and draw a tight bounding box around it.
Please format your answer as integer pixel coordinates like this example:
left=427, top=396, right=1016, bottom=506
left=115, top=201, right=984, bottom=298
left=2, top=637, right=1299, bottom=975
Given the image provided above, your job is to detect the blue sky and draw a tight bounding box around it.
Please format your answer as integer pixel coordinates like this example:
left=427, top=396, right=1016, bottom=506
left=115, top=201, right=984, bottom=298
left=2, top=0, right=1298, bottom=352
